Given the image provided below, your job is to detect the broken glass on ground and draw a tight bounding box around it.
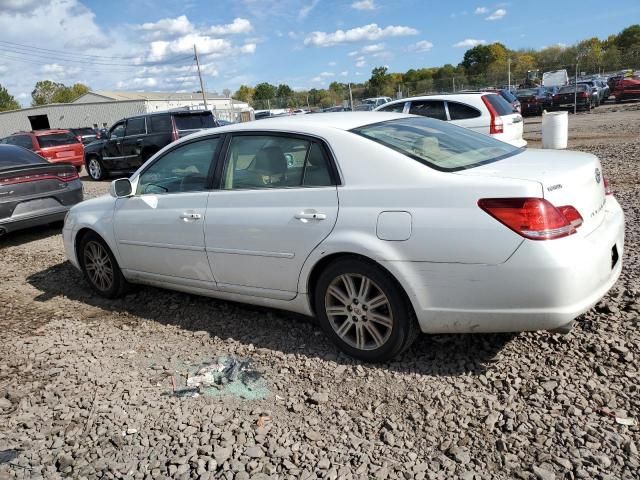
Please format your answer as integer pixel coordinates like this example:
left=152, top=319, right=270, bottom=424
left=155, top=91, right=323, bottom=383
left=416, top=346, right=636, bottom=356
left=167, top=357, right=268, bottom=401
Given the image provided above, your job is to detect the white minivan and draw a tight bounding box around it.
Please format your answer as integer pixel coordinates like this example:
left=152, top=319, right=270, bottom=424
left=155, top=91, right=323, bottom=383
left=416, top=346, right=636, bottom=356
left=374, top=93, right=526, bottom=148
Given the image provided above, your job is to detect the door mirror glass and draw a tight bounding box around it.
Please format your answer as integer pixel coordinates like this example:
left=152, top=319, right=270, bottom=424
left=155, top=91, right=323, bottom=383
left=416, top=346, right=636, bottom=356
left=110, top=178, right=133, bottom=198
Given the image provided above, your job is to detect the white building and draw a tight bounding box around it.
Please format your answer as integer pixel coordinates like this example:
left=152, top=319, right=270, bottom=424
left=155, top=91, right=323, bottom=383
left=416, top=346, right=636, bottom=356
left=0, top=91, right=252, bottom=137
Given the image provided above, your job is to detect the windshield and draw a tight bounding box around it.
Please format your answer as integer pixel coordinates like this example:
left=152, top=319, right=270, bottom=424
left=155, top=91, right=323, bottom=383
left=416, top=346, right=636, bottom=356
left=37, top=132, right=79, bottom=148
left=173, top=113, right=215, bottom=130
left=351, top=116, right=520, bottom=172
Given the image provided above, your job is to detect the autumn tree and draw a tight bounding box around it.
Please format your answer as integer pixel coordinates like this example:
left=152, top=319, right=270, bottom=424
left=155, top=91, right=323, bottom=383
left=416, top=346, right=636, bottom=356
left=31, top=81, right=89, bottom=106
left=233, top=85, right=255, bottom=103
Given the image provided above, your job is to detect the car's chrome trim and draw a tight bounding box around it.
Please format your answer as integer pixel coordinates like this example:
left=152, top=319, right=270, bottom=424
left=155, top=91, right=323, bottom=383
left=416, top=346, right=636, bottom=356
left=206, top=247, right=295, bottom=259
left=118, top=239, right=205, bottom=251
left=102, top=155, right=139, bottom=160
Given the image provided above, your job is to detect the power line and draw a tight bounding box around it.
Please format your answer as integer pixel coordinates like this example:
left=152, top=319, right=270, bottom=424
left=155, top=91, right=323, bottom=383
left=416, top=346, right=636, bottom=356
left=0, top=40, right=142, bottom=61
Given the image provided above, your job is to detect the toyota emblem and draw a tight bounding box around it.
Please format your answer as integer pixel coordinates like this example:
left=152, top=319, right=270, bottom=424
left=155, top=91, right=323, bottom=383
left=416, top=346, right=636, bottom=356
left=595, top=168, right=601, bottom=184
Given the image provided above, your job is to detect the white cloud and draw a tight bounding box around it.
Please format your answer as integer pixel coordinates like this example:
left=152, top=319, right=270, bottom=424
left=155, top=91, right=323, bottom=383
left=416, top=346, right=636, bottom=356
left=139, top=15, right=192, bottom=38
left=348, top=50, right=359, bottom=57
left=486, top=8, right=506, bottom=20
left=453, top=38, right=486, bottom=48
left=351, top=0, right=376, bottom=10
left=328, top=61, right=336, bottom=66
left=355, top=56, right=366, bottom=68
left=209, top=17, right=253, bottom=35
left=319, top=71, right=334, bottom=77
left=298, top=0, right=320, bottom=20
left=361, top=43, right=384, bottom=53
left=474, top=7, right=488, bottom=14
left=410, top=40, right=433, bottom=53
left=340, top=71, right=348, bottom=76
left=304, top=23, right=418, bottom=47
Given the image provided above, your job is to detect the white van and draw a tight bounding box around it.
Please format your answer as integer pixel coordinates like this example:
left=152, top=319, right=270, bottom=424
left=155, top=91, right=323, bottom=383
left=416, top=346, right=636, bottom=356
left=543, top=70, right=569, bottom=87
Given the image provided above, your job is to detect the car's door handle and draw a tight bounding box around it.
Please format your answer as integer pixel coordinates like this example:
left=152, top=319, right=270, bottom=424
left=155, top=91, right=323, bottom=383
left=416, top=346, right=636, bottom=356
left=180, top=212, right=202, bottom=220
left=295, top=212, right=327, bottom=221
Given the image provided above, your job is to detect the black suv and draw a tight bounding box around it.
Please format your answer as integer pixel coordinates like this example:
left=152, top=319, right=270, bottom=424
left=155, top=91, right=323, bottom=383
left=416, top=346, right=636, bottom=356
left=84, top=110, right=218, bottom=180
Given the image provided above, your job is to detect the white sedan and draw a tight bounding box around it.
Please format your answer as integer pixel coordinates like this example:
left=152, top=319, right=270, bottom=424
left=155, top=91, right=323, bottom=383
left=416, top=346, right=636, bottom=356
left=63, top=113, right=624, bottom=361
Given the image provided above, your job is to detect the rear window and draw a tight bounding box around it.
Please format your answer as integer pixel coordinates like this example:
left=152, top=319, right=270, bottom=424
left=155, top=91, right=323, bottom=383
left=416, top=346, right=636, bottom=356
left=0, top=145, right=47, bottom=168
left=558, top=85, right=586, bottom=94
left=72, top=128, right=96, bottom=136
left=351, top=116, right=520, bottom=172
left=483, top=94, right=515, bottom=116
left=36, top=132, right=79, bottom=148
left=499, top=90, right=517, bottom=102
left=447, top=101, right=481, bottom=120
left=149, top=114, right=172, bottom=133
left=173, top=113, right=215, bottom=130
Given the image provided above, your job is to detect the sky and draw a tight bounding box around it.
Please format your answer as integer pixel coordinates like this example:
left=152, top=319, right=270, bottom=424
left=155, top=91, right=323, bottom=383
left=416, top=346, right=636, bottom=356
left=0, top=0, right=638, bottom=105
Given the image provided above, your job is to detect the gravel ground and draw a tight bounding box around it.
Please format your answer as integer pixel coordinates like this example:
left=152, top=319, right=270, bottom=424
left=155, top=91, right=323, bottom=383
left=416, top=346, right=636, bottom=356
left=0, top=102, right=639, bottom=479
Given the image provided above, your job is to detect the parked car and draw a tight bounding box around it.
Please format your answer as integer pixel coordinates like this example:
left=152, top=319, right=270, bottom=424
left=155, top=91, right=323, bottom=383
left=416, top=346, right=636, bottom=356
left=577, top=81, right=604, bottom=106
left=516, top=87, right=553, bottom=116
left=374, top=93, right=526, bottom=147
left=83, top=110, right=218, bottom=181
left=63, top=113, right=622, bottom=361
left=69, top=127, right=99, bottom=145
left=354, top=104, right=376, bottom=111
left=362, top=97, right=392, bottom=108
left=497, top=89, right=521, bottom=113
left=552, top=84, right=595, bottom=111
left=612, top=77, right=640, bottom=102
left=594, top=79, right=610, bottom=101
left=0, top=144, right=82, bottom=236
left=323, top=106, right=350, bottom=112
left=1, top=129, right=84, bottom=171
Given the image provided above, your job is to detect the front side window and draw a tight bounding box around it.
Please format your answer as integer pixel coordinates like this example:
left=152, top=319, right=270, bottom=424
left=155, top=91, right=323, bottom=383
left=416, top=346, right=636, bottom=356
left=351, top=116, right=520, bottom=172
left=408, top=101, right=447, bottom=121
left=125, top=117, right=146, bottom=136
left=137, top=137, right=219, bottom=194
left=378, top=102, right=406, bottom=113
left=110, top=122, right=126, bottom=139
left=222, top=135, right=334, bottom=190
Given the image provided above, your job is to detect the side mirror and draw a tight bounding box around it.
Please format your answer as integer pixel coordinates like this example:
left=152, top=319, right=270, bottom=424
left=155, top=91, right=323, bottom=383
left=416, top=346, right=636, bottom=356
left=110, top=178, right=133, bottom=198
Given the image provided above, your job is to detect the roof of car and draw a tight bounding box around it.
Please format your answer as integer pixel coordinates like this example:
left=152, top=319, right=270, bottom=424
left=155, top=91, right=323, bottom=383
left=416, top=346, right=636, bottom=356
left=11, top=129, right=72, bottom=136
left=381, top=92, right=493, bottom=104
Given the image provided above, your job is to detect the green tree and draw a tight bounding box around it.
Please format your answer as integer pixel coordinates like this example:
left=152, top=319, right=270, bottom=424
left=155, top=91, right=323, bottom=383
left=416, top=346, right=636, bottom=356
left=615, top=24, right=640, bottom=50
left=233, top=85, right=254, bottom=103
left=31, top=80, right=63, bottom=106
left=368, top=66, right=390, bottom=96
left=0, top=84, right=20, bottom=112
left=253, top=82, right=277, bottom=101
left=51, top=83, right=89, bottom=103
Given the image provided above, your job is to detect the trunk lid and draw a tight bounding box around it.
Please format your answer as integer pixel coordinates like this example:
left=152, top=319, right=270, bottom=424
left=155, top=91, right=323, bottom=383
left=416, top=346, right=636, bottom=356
left=0, top=163, right=79, bottom=199
left=457, top=149, right=607, bottom=235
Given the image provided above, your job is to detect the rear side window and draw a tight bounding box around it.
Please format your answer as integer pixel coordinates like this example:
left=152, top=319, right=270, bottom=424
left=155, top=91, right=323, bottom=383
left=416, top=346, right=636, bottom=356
left=8, top=135, right=34, bottom=149
left=37, top=133, right=79, bottom=148
left=0, top=146, right=46, bottom=167
left=150, top=115, right=172, bottom=133
left=447, top=102, right=481, bottom=120
left=483, top=94, right=515, bottom=116
left=378, top=102, right=406, bottom=113
left=173, top=113, right=215, bottom=131
left=126, top=117, right=146, bottom=136
left=408, top=101, right=447, bottom=121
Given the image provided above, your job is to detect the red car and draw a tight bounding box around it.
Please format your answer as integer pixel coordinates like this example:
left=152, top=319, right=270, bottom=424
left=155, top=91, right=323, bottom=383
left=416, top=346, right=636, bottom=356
left=613, top=77, right=640, bottom=103
left=0, top=129, right=84, bottom=171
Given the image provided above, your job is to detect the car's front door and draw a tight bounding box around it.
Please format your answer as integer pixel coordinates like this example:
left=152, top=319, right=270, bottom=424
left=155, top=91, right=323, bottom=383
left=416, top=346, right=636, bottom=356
left=113, top=136, right=221, bottom=286
left=103, top=121, right=126, bottom=162
left=121, top=116, right=147, bottom=167
left=205, top=133, right=339, bottom=300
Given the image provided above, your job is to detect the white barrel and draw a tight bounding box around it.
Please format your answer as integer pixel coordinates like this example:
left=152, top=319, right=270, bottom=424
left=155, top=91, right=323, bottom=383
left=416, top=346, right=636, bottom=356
left=541, top=111, right=568, bottom=149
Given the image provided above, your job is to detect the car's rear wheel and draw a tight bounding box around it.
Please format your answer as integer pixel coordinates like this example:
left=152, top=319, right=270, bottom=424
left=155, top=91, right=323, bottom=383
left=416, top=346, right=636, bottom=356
left=314, top=258, right=419, bottom=362
left=79, top=232, right=128, bottom=298
left=86, top=156, right=106, bottom=181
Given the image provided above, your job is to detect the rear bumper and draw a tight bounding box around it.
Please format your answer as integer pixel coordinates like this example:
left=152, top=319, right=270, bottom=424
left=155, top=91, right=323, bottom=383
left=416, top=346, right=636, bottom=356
left=384, top=196, right=624, bottom=333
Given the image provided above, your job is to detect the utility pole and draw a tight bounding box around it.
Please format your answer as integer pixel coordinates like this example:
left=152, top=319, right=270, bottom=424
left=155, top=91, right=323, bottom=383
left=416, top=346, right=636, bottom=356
left=574, top=58, right=579, bottom=115
left=452, top=77, right=456, bottom=93
left=348, top=83, right=354, bottom=111
left=508, top=58, right=511, bottom=91
left=194, top=44, right=208, bottom=110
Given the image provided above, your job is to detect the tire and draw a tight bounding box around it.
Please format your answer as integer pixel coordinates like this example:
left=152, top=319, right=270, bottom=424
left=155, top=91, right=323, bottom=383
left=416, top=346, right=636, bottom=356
left=314, top=257, right=419, bottom=362
left=79, top=232, right=129, bottom=298
left=86, top=156, right=106, bottom=181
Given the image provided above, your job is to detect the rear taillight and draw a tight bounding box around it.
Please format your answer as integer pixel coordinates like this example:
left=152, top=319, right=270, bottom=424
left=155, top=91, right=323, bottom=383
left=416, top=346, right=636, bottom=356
left=0, top=170, right=79, bottom=186
left=478, top=198, right=581, bottom=240
left=76, top=135, right=82, bottom=143
left=579, top=92, right=589, bottom=98
left=481, top=96, right=504, bottom=134
left=603, top=176, right=612, bottom=195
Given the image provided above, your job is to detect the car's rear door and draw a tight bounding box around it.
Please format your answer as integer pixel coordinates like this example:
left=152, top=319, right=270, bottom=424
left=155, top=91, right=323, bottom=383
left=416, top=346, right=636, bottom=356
left=121, top=117, right=147, bottom=167
left=204, top=132, right=339, bottom=300
left=113, top=136, right=222, bottom=285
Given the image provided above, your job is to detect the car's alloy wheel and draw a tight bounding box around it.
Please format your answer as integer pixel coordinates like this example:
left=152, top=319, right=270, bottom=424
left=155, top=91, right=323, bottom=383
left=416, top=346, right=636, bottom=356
left=315, top=258, right=419, bottom=362
left=325, top=273, right=394, bottom=351
left=79, top=233, right=128, bottom=298
left=87, top=157, right=103, bottom=181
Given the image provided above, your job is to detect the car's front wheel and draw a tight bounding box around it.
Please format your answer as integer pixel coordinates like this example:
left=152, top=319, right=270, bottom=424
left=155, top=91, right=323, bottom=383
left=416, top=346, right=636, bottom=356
left=79, top=232, right=128, bottom=298
left=314, top=258, right=419, bottom=362
left=86, top=156, right=106, bottom=181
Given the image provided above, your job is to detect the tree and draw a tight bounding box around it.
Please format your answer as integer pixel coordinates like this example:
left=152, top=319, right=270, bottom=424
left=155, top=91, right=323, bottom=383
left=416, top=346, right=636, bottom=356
left=276, top=84, right=293, bottom=99
left=253, top=82, right=277, bottom=101
left=233, top=85, right=255, bottom=103
left=615, top=24, right=640, bottom=50
left=0, top=84, right=20, bottom=112
left=31, top=81, right=89, bottom=105
left=368, top=66, right=390, bottom=96
left=222, top=88, right=231, bottom=98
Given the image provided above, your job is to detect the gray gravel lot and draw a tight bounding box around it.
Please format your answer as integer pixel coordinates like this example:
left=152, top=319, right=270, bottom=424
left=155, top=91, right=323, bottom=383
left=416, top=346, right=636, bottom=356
left=0, top=103, right=639, bottom=479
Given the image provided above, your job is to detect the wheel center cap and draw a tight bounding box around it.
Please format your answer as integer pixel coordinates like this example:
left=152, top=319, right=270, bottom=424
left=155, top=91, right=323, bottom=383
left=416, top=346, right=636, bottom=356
left=353, top=307, right=362, bottom=315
